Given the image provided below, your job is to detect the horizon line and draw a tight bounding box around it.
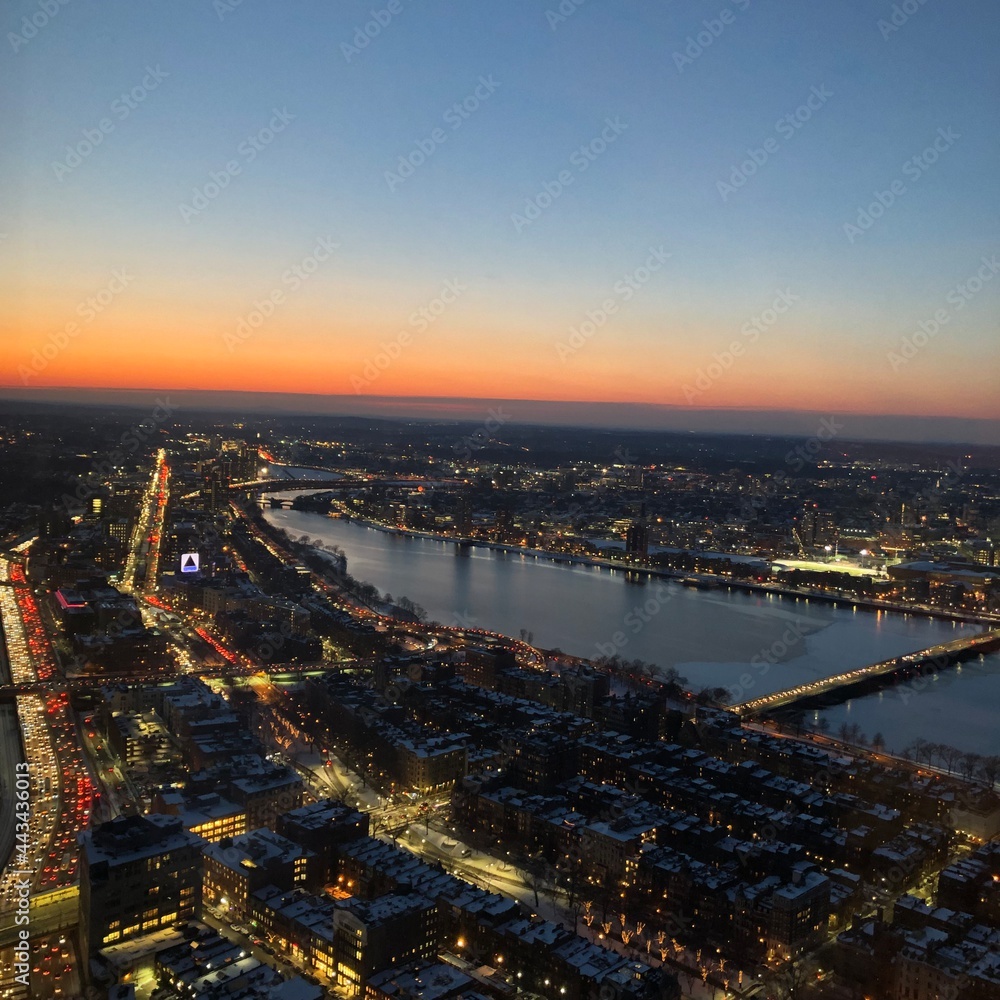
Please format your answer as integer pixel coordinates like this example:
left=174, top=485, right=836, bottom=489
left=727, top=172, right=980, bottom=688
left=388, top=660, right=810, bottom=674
left=1, top=386, right=998, bottom=448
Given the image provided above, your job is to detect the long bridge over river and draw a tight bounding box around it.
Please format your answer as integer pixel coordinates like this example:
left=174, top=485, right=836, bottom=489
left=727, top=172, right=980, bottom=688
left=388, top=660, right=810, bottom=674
left=732, top=628, right=1000, bottom=717
left=180, top=475, right=454, bottom=507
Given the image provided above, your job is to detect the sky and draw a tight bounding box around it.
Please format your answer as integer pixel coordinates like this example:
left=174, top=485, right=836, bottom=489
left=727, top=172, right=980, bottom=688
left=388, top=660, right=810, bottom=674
left=1, top=0, right=998, bottom=433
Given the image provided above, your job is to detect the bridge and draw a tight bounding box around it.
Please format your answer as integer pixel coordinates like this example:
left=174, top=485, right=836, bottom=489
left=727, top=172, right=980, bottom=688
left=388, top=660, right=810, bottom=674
left=241, top=478, right=356, bottom=493
left=0, top=659, right=370, bottom=701
left=0, top=885, right=78, bottom=948
left=237, top=476, right=446, bottom=494
left=733, top=628, right=1000, bottom=717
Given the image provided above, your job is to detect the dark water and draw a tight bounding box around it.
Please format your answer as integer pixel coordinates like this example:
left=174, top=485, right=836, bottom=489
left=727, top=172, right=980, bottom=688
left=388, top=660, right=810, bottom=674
left=267, top=504, right=978, bottom=667
left=812, top=652, right=1000, bottom=757
left=262, top=502, right=999, bottom=755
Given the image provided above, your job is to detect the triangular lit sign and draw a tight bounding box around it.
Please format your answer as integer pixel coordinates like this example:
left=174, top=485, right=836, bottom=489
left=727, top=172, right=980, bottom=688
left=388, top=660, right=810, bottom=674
left=181, top=552, right=200, bottom=573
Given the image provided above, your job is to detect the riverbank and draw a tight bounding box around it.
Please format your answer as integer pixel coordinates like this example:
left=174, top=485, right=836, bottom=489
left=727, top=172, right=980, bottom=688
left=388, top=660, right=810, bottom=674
left=318, top=508, right=989, bottom=627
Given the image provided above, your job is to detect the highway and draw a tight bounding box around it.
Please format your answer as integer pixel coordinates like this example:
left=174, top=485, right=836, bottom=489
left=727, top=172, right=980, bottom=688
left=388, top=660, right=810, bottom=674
left=0, top=699, right=22, bottom=892
left=121, top=448, right=168, bottom=595
left=0, top=562, right=60, bottom=913
left=0, top=572, right=26, bottom=895
left=0, top=556, right=94, bottom=942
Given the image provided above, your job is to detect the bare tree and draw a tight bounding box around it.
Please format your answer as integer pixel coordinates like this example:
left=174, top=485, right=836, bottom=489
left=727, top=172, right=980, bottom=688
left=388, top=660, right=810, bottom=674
left=522, top=853, right=553, bottom=911
left=939, top=744, right=963, bottom=775
left=771, top=955, right=809, bottom=1000
left=977, top=755, right=1000, bottom=789
left=960, top=752, right=981, bottom=781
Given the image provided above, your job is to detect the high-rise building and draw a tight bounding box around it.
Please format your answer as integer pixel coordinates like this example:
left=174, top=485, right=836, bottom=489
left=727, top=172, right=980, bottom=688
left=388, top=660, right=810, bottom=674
left=227, top=765, right=305, bottom=832
left=203, top=828, right=316, bottom=923
left=458, top=647, right=516, bottom=690
left=333, top=893, right=439, bottom=995
left=38, top=504, right=72, bottom=538
left=79, top=815, right=206, bottom=958
left=201, top=463, right=231, bottom=513
left=495, top=508, right=515, bottom=543
left=800, top=504, right=838, bottom=549
left=277, top=798, right=370, bottom=883
left=625, top=519, right=649, bottom=560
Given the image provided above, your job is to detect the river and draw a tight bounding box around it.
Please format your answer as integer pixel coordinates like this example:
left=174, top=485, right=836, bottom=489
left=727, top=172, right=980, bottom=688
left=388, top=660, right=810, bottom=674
left=259, top=465, right=1000, bottom=756
left=811, top=653, right=1000, bottom=757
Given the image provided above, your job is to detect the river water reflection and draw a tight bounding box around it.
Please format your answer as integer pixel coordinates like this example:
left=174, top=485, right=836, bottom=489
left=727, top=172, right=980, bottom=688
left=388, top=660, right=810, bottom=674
left=265, top=507, right=979, bottom=688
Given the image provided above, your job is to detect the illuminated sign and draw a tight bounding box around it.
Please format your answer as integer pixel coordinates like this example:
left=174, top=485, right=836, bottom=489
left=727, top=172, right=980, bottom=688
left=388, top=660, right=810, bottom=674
left=180, top=552, right=200, bottom=574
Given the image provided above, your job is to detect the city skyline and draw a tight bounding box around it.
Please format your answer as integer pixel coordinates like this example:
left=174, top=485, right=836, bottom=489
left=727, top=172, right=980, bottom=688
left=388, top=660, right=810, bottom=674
left=3, top=1, right=999, bottom=423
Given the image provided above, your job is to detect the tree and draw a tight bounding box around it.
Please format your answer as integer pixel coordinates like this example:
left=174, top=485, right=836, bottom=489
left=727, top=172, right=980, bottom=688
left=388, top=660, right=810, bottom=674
left=396, top=596, right=428, bottom=622
left=871, top=732, right=886, bottom=753
left=660, top=666, right=688, bottom=697
left=787, top=711, right=807, bottom=737
left=960, top=752, right=981, bottom=781
left=697, top=686, right=730, bottom=707
left=977, top=755, right=1000, bottom=789
left=522, top=853, right=553, bottom=911
left=771, top=955, right=809, bottom=1000
left=939, top=744, right=963, bottom=775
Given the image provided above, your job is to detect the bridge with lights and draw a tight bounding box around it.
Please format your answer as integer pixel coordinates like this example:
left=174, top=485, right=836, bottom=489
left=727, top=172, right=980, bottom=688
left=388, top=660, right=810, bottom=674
left=0, top=659, right=372, bottom=702
left=732, top=628, right=1000, bottom=717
